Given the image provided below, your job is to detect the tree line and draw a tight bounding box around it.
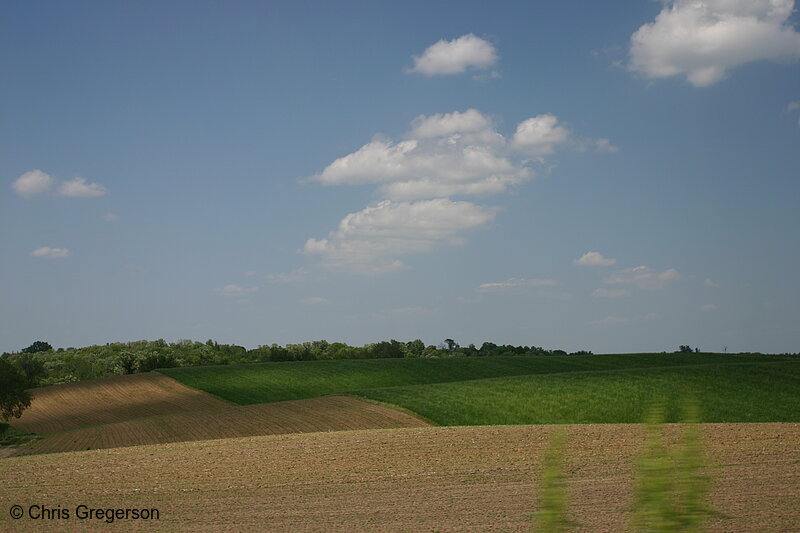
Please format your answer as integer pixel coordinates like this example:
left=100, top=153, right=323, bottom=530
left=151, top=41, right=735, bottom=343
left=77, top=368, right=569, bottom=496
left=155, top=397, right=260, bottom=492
left=1, top=338, right=592, bottom=389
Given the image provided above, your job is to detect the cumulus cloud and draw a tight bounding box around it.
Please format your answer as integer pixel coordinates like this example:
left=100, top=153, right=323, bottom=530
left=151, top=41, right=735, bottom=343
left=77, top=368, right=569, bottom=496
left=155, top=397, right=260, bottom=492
left=12, top=170, right=55, bottom=198
left=477, top=278, right=558, bottom=292
left=511, top=114, right=570, bottom=155
left=29, top=246, right=70, bottom=259
left=594, top=138, right=620, bottom=153
left=308, top=110, right=613, bottom=273
left=304, top=199, right=495, bottom=273
left=58, top=177, right=108, bottom=197
left=592, top=288, right=631, bottom=298
left=629, top=0, right=800, bottom=87
left=604, top=265, right=682, bottom=290
left=574, top=251, right=617, bottom=266
left=313, top=110, right=530, bottom=202
left=212, top=284, right=259, bottom=297
left=407, top=34, right=498, bottom=76
left=704, top=278, right=719, bottom=287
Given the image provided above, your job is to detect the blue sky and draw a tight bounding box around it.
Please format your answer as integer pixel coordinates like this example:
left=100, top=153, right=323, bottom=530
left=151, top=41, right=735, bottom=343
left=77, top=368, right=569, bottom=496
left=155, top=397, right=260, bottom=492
left=2, top=0, right=799, bottom=354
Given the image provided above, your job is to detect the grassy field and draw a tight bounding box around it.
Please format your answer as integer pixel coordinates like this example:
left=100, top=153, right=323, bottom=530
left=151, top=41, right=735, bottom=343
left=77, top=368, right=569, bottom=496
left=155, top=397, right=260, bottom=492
left=2, top=423, right=799, bottom=532
left=158, top=352, right=792, bottom=404
left=355, top=360, right=800, bottom=424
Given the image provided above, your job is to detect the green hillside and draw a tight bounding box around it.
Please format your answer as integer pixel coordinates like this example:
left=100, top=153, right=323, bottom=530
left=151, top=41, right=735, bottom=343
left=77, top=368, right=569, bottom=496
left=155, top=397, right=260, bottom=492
left=356, top=361, right=800, bottom=424
left=159, top=352, right=792, bottom=405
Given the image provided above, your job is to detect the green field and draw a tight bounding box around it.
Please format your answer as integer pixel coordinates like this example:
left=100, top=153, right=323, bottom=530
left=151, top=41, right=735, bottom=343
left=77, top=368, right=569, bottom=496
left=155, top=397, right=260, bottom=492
left=356, top=361, right=800, bottom=424
left=158, top=352, right=795, bottom=410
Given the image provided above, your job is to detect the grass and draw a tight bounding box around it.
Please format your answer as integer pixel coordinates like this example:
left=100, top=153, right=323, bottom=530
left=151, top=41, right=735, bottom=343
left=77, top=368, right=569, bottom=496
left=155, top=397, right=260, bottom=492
left=354, top=361, right=800, bottom=425
left=157, top=352, right=792, bottom=405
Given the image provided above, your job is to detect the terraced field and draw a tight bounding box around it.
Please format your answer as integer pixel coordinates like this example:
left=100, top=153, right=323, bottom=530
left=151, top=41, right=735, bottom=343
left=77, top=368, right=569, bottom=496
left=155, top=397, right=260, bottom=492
left=12, top=372, right=230, bottom=434
left=2, top=423, right=798, bottom=532
left=14, top=396, right=427, bottom=455
left=7, top=373, right=427, bottom=456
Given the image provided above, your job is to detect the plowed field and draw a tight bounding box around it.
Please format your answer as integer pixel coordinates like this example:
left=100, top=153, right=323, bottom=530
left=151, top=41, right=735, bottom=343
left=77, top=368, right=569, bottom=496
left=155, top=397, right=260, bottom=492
left=14, top=396, right=428, bottom=455
left=1, top=423, right=798, bottom=532
left=12, top=373, right=230, bottom=434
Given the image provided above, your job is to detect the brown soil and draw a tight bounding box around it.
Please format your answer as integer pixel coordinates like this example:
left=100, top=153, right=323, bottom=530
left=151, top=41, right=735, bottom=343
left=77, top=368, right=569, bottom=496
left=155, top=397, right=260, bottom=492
left=11, top=373, right=230, bottom=434
left=1, top=423, right=798, bottom=532
left=13, top=396, right=429, bottom=455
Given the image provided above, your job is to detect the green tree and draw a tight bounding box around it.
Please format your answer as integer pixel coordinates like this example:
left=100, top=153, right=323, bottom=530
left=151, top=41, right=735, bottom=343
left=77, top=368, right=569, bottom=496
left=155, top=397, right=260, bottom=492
left=0, top=358, right=32, bottom=420
left=21, top=340, right=52, bottom=354
left=14, top=353, right=47, bottom=387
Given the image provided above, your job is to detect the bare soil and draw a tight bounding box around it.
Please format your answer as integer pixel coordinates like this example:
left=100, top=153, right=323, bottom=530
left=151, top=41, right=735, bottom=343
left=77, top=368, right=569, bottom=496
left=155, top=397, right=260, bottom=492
left=11, top=373, right=231, bottom=434
left=1, top=423, right=798, bottom=532
left=13, top=396, right=429, bottom=455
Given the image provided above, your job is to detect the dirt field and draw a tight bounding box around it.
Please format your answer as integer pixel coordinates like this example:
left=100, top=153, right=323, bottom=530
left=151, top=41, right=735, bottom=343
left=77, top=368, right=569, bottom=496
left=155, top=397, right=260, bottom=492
left=11, top=373, right=231, bottom=434
left=13, top=396, right=429, bottom=455
left=1, top=423, right=798, bottom=532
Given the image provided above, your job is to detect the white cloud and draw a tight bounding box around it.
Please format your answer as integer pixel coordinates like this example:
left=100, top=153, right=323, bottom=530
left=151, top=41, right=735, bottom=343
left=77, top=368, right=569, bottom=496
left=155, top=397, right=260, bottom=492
left=592, top=288, right=631, bottom=298
left=594, top=138, right=619, bottom=153
left=58, top=177, right=107, bottom=197
left=703, top=278, right=719, bottom=287
left=592, top=312, right=657, bottom=326
left=701, top=303, right=718, bottom=311
left=407, top=34, right=498, bottom=76
left=308, top=110, right=613, bottom=274
left=629, top=0, right=800, bottom=87
left=12, top=170, right=55, bottom=198
left=574, top=251, right=617, bottom=266
left=788, top=100, right=800, bottom=126
left=29, top=246, right=70, bottom=259
left=299, top=296, right=331, bottom=305
left=212, top=284, right=258, bottom=297
left=244, top=270, right=257, bottom=277
left=266, top=267, right=311, bottom=283
left=604, top=265, right=682, bottom=289
left=103, top=212, right=119, bottom=222
left=313, top=113, right=530, bottom=202
left=304, top=199, right=495, bottom=273
left=511, top=114, right=570, bottom=155
left=477, top=278, right=558, bottom=292
left=410, top=109, right=494, bottom=139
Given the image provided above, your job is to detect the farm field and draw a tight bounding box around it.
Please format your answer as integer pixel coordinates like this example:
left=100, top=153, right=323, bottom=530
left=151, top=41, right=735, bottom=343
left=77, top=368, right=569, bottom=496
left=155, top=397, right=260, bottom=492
left=11, top=372, right=230, bottom=434
left=2, top=423, right=799, bottom=532
left=158, top=352, right=793, bottom=404
left=357, top=360, right=800, bottom=425
left=13, top=396, right=428, bottom=456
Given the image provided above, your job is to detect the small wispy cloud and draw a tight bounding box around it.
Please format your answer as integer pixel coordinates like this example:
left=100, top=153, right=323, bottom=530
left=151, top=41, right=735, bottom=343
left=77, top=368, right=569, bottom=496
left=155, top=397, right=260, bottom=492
left=58, top=177, right=107, bottom=197
left=103, top=212, right=119, bottom=222
left=574, top=251, right=616, bottom=266
left=299, top=296, right=331, bottom=305
left=604, top=265, right=681, bottom=290
left=477, top=278, right=558, bottom=293
left=212, top=284, right=259, bottom=297
left=29, top=246, right=70, bottom=259
left=266, top=268, right=311, bottom=283
left=703, top=278, right=718, bottom=287
left=592, top=288, right=630, bottom=298
left=592, top=312, right=656, bottom=326
left=700, top=303, right=718, bottom=312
